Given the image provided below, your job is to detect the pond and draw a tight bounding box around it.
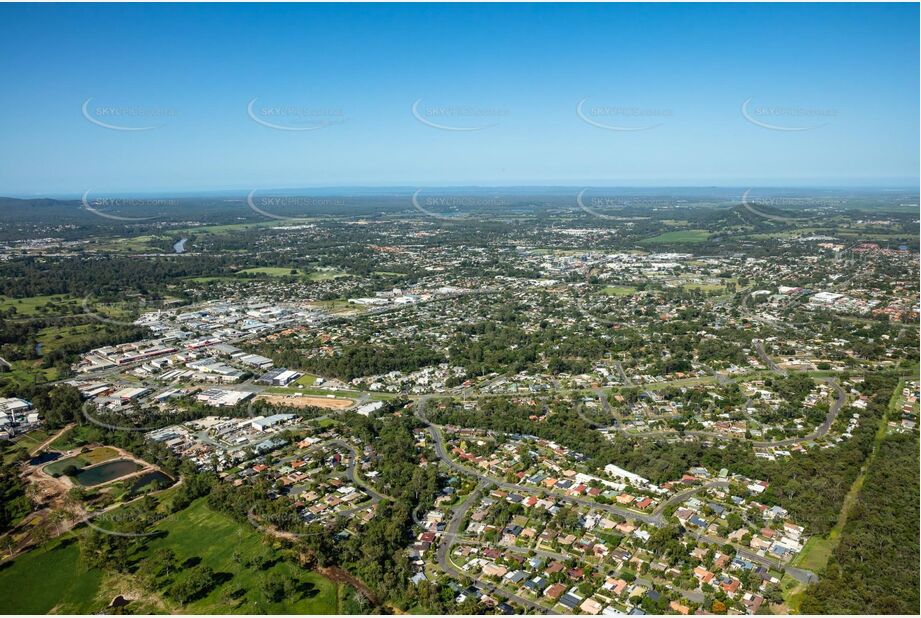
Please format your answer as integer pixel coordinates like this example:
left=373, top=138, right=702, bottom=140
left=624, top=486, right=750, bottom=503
left=30, top=451, right=61, bottom=466
left=128, top=471, right=175, bottom=495
left=73, top=459, right=141, bottom=486
left=173, top=237, right=188, bottom=253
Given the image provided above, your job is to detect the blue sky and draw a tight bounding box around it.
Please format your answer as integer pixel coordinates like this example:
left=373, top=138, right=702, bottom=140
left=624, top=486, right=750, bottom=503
left=0, top=2, right=918, bottom=196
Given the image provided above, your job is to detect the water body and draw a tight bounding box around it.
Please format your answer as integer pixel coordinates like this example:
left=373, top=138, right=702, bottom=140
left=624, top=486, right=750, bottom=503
left=30, top=451, right=61, bottom=466
left=128, top=471, right=175, bottom=495
left=74, top=459, right=141, bottom=486
left=173, top=237, right=188, bottom=253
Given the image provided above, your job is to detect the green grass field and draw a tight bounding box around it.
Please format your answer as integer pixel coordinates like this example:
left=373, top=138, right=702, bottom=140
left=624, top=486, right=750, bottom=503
left=640, top=229, right=711, bottom=244
left=35, top=324, right=104, bottom=355
left=0, top=499, right=341, bottom=614
left=184, top=276, right=241, bottom=283
left=792, top=535, right=836, bottom=573
left=50, top=425, right=102, bottom=451
left=12, top=429, right=50, bottom=450
left=89, top=235, right=163, bottom=254
left=600, top=285, right=637, bottom=297
left=266, top=385, right=396, bottom=401
left=234, top=267, right=348, bottom=281
left=0, top=537, right=105, bottom=614
left=679, top=282, right=726, bottom=292
left=4, top=429, right=51, bottom=463
left=142, top=499, right=340, bottom=613
left=43, top=447, right=119, bottom=476
left=0, top=294, right=74, bottom=316
left=173, top=221, right=285, bottom=235
left=306, top=299, right=362, bottom=314
left=237, top=267, right=302, bottom=277
left=294, top=373, right=319, bottom=386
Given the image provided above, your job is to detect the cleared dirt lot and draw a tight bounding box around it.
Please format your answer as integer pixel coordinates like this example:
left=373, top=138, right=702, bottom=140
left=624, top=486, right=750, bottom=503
left=256, top=394, right=355, bottom=410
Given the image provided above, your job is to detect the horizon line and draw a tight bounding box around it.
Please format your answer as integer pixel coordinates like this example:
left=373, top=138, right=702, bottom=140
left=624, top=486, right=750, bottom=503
left=5, top=183, right=920, bottom=201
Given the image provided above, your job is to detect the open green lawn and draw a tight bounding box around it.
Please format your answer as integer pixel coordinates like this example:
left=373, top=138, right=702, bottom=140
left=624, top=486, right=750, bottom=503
left=792, top=535, right=836, bottom=572
left=0, top=537, right=105, bottom=614
left=143, top=499, right=340, bottom=613
left=678, top=282, right=726, bottom=292
left=306, top=299, right=362, bottom=314
left=234, top=267, right=348, bottom=281
left=266, top=385, right=396, bottom=401
left=294, top=373, right=319, bottom=386
left=35, top=324, right=105, bottom=355
left=51, top=425, right=100, bottom=451
left=185, top=276, right=241, bottom=283
left=600, top=285, right=637, bottom=297
left=0, top=499, right=341, bottom=615
left=0, top=294, right=76, bottom=316
left=43, top=447, right=119, bottom=475
left=238, top=267, right=302, bottom=277
left=3, top=429, right=50, bottom=463
left=640, top=229, right=711, bottom=244
left=173, top=221, right=284, bottom=235
left=0, top=360, right=63, bottom=390
left=89, top=235, right=163, bottom=253
left=12, top=429, right=50, bottom=449
left=83, top=446, right=120, bottom=464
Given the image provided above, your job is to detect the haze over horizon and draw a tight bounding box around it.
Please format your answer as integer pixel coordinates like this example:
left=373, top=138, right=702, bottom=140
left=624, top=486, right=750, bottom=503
left=1, top=2, right=918, bottom=196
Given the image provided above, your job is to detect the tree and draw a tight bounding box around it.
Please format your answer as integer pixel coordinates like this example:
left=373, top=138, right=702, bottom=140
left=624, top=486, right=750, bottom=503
left=169, top=565, right=216, bottom=604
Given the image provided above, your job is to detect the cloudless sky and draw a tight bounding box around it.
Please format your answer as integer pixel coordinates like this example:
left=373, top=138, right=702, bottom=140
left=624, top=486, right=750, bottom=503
left=0, top=2, right=918, bottom=196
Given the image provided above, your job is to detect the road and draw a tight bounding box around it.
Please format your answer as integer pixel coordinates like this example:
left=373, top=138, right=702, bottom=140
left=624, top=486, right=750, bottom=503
left=413, top=397, right=817, bottom=585
left=691, top=531, right=817, bottom=584
left=614, top=361, right=632, bottom=387
left=753, top=340, right=787, bottom=376
left=605, top=378, right=847, bottom=451
left=414, top=397, right=660, bottom=526
left=592, top=388, right=611, bottom=414
left=650, top=481, right=730, bottom=524
left=306, top=439, right=391, bottom=516
left=435, top=480, right=554, bottom=614
left=751, top=379, right=847, bottom=448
